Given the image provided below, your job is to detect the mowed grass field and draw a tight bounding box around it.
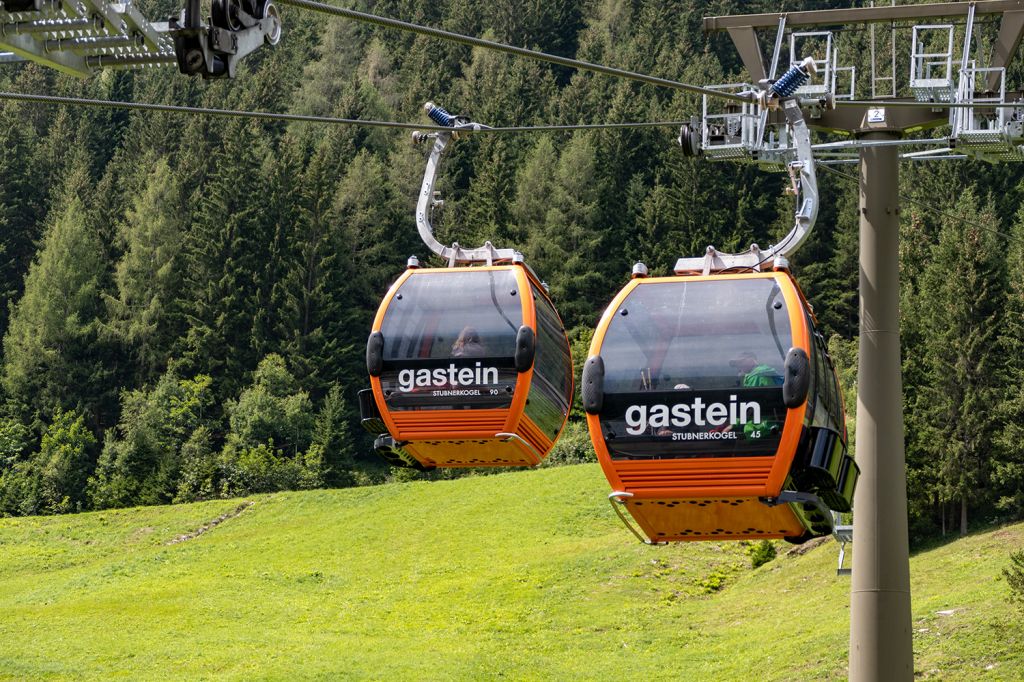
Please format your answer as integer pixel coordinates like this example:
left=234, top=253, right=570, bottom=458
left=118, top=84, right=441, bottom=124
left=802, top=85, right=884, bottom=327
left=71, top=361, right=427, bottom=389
left=1, top=463, right=1022, bottom=680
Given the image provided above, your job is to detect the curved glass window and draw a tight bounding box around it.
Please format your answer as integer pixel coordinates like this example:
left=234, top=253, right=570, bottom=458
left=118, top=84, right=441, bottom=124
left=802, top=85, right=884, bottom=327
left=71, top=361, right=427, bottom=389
left=598, top=277, right=793, bottom=459
left=378, top=270, right=523, bottom=411
left=525, top=286, right=573, bottom=439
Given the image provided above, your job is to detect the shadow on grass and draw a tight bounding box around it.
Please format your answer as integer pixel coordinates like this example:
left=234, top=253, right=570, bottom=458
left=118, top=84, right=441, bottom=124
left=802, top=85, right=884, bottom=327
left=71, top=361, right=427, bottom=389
left=909, top=516, right=1023, bottom=557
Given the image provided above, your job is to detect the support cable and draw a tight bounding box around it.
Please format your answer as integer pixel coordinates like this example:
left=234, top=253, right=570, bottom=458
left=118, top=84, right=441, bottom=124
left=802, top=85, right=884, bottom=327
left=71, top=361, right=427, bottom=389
left=0, top=91, right=685, bottom=132
left=837, top=99, right=1024, bottom=109
left=273, top=0, right=750, bottom=104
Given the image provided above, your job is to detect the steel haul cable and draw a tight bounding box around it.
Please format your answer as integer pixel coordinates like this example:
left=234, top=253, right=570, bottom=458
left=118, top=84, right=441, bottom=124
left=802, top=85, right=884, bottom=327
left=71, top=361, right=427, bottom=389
left=270, top=1, right=1024, bottom=110
left=0, top=91, right=686, bottom=132
left=273, top=0, right=749, bottom=104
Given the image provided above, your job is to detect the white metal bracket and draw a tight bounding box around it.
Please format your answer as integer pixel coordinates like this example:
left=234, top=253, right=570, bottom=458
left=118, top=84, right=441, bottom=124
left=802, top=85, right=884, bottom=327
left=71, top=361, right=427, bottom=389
left=676, top=96, right=818, bottom=274
left=413, top=103, right=529, bottom=266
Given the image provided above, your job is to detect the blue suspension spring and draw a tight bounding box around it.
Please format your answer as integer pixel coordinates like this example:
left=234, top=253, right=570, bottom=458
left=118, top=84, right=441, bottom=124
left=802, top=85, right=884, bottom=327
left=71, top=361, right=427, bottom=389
left=770, top=62, right=812, bottom=98
left=425, top=102, right=456, bottom=127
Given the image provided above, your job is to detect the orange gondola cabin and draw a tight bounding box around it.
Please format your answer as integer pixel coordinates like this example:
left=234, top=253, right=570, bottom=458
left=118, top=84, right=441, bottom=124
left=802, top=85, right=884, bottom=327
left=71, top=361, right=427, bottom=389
left=361, top=261, right=573, bottom=470
left=584, top=267, right=858, bottom=544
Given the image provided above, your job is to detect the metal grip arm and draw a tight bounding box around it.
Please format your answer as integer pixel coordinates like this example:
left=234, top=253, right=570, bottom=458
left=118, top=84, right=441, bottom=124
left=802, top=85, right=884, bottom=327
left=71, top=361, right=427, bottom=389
left=413, top=103, right=520, bottom=266
left=674, top=76, right=819, bottom=275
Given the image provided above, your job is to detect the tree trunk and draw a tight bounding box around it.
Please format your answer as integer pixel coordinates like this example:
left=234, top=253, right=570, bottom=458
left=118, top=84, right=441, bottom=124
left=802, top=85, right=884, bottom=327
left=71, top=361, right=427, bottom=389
left=960, top=497, right=969, bottom=537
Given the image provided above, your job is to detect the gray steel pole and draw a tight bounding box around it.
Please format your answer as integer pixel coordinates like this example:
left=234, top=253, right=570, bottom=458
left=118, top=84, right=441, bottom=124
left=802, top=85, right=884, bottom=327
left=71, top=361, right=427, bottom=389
left=850, top=131, right=913, bottom=681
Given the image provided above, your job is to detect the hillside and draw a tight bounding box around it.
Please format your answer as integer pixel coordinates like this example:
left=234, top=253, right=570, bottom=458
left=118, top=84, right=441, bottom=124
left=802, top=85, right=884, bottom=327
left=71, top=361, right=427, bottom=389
left=1, top=464, right=1022, bottom=680
left=2, top=0, right=1023, bottom=547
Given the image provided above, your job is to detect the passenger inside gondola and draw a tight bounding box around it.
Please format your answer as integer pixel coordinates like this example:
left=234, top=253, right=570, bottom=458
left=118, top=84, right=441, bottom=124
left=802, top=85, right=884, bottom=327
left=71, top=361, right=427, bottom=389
left=730, top=351, right=783, bottom=387
left=451, top=326, right=485, bottom=357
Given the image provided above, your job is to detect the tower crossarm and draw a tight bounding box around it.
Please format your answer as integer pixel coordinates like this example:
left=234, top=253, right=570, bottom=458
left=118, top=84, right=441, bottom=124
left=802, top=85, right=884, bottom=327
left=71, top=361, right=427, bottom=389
left=0, top=0, right=176, bottom=76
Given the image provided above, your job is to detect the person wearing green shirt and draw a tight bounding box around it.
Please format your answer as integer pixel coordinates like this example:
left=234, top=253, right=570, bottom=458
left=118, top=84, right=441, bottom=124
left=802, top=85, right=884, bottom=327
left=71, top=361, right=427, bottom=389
left=730, top=351, right=783, bottom=438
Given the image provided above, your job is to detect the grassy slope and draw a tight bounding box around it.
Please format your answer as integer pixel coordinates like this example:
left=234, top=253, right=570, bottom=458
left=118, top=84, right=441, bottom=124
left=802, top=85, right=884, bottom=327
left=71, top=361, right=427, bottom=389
left=0, top=463, right=1022, bottom=681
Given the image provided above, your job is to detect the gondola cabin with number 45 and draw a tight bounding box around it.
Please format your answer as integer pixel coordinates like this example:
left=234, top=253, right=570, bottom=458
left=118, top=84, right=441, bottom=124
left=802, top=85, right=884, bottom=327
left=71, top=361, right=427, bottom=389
left=583, top=266, right=858, bottom=544
left=361, top=261, right=573, bottom=470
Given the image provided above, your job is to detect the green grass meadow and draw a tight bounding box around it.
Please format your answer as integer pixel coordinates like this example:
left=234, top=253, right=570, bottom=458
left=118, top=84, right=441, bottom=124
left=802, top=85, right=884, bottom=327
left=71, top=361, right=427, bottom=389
left=1, top=463, right=1022, bottom=680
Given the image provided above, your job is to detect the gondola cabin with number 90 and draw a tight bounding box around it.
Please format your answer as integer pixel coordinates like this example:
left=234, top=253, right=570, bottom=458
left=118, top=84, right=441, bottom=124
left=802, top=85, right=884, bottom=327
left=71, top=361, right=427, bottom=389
left=583, top=268, right=858, bottom=544
left=361, top=262, right=573, bottom=470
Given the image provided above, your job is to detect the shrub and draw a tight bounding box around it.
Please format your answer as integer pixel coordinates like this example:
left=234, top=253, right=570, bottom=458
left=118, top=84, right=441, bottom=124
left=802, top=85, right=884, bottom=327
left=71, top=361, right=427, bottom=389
left=746, top=540, right=777, bottom=568
left=542, top=420, right=596, bottom=467
left=1004, top=549, right=1024, bottom=612
left=0, top=461, right=41, bottom=516
left=226, top=355, right=313, bottom=456
left=37, top=408, right=96, bottom=513
left=88, top=371, right=215, bottom=509
left=697, top=569, right=730, bottom=593
left=174, top=427, right=217, bottom=503
left=219, top=441, right=325, bottom=495
left=216, top=355, right=325, bottom=496
left=0, top=418, right=29, bottom=469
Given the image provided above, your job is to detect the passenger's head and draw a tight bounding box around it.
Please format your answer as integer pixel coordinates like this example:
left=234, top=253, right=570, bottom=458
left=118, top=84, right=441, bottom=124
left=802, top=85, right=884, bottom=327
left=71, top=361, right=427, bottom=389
left=729, top=351, right=758, bottom=375
left=452, top=326, right=484, bottom=356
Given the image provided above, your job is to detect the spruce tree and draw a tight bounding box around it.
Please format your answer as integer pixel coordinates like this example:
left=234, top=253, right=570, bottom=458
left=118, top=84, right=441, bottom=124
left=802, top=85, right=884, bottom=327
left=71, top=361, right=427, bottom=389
left=2, top=196, right=108, bottom=427
left=104, top=158, right=186, bottom=385
left=0, top=98, right=46, bottom=342
left=510, top=135, right=558, bottom=248
left=911, top=190, right=1006, bottom=536
left=523, top=133, right=608, bottom=329
left=994, top=206, right=1024, bottom=516
left=328, top=149, right=412, bottom=390
left=271, top=134, right=348, bottom=396
left=176, top=119, right=268, bottom=402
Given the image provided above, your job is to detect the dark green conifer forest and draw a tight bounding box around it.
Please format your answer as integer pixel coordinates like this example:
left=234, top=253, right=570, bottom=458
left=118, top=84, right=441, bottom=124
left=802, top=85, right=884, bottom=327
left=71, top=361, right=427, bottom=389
left=0, top=0, right=1022, bottom=545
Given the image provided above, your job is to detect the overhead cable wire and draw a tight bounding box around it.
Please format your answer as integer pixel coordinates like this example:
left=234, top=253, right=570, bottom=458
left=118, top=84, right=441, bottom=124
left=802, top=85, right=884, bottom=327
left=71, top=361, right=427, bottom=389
left=836, top=99, right=1024, bottom=109
left=817, top=163, right=1016, bottom=242
left=252, top=0, right=1024, bottom=111
left=0, top=91, right=686, bottom=132
left=273, top=0, right=750, bottom=104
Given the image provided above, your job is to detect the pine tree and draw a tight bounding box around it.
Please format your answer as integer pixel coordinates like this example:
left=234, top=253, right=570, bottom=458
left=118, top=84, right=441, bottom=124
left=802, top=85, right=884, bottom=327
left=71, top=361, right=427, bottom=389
left=175, top=119, right=269, bottom=402
left=2, top=196, right=109, bottom=428
left=993, top=206, right=1024, bottom=516
left=911, top=190, right=1006, bottom=536
left=104, top=158, right=186, bottom=385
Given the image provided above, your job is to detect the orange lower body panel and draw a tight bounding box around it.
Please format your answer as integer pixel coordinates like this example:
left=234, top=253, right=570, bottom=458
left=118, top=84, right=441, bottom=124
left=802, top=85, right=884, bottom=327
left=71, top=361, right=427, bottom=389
left=390, top=409, right=509, bottom=437
left=407, top=437, right=540, bottom=468
left=391, top=410, right=554, bottom=468
left=606, top=457, right=804, bottom=541
left=622, top=496, right=805, bottom=542
left=610, top=457, right=777, bottom=497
